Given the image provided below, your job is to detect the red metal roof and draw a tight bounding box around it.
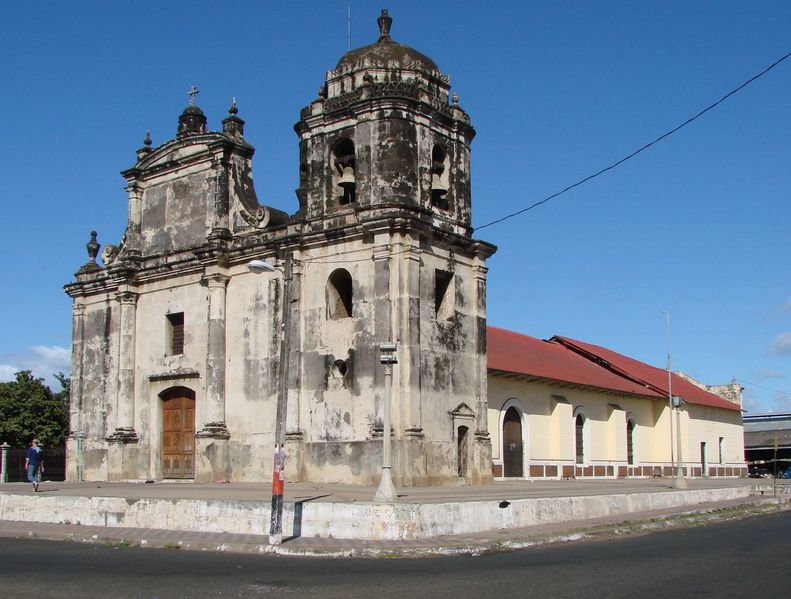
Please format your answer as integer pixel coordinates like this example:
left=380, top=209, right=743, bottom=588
left=551, top=336, right=741, bottom=412
left=487, top=326, right=662, bottom=398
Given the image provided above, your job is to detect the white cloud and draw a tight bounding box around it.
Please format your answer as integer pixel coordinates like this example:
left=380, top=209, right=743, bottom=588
left=771, top=393, right=791, bottom=413
left=0, top=346, right=71, bottom=389
left=0, top=364, right=17, bottom=382
left=770, top=332, right=791, bottom=355
left=751, top=368, right=786, bottom=381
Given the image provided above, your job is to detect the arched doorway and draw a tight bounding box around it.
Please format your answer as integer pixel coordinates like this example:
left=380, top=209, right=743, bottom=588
left=575, top=413, right=586, bottom=465
left=161, top=387, right=196, bottom=479
left=503, top=407, right=523, bottom=477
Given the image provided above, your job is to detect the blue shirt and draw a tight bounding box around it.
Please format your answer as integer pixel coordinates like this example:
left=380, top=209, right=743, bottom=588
left=26, top=447, right=43, bottom=468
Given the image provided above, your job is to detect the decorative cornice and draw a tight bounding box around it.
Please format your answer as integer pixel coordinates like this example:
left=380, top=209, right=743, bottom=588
left=148, top=369, right=200, bottom=382
left=106, top=427, right=139, bottom=444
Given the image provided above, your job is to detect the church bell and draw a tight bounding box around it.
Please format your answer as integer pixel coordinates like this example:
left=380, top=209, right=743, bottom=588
left=431, top=173, right=448, bottom=197
left=339, top=166, right=356, bottom=188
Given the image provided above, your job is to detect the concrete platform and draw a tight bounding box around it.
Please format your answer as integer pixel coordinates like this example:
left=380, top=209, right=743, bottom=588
left=1, top=478, right=781, bottom=543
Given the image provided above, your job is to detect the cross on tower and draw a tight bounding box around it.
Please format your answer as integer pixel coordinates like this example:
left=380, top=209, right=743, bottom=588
left=188, top=85, right=199, bottom=105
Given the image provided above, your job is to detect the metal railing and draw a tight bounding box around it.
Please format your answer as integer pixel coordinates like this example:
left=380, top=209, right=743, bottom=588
left=0, top=445, right=66, bottom=483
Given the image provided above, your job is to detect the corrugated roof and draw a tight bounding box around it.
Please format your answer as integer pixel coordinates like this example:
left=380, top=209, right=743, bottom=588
left=744, top=430, right=791, bottom=449
left=551, top=336, right=741, bottom=412
left=487, top=326, right=662, bottom=398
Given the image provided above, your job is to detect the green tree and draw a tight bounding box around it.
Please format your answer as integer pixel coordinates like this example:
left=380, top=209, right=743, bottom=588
left=53, top=371, right=70, bottom=408
left=0, top=371, right=69, bottom=447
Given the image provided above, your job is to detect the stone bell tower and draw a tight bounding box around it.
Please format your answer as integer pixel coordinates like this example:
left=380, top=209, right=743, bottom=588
left=295, top=9, right=474, bottom=232
left=288, top=10, right=496, bottom=486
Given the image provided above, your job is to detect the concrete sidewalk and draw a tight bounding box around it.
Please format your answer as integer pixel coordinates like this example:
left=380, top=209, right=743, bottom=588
left=0, top=478, right=788, bottom=557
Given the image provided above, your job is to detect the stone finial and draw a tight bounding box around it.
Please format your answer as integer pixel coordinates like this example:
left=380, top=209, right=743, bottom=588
left=377, top=9, right=392, bottom=41
left=452, top=92, right=459, bottom=105
left=136, top=130, right=154, bottom=160
left=77, top=230, right=104, bottom=273
left=87, top=231, right=100, bottom=263
left=222, top=97, right=245, bottom=138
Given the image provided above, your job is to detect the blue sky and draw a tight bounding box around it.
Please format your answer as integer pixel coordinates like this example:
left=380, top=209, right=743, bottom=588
left=0, top=1, right=789, bottom=413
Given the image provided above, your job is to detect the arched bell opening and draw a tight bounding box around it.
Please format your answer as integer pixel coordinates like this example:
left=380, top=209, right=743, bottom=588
left=430, top=144, right=450, bottom=210
left=331, top=138, right=356, bottom=206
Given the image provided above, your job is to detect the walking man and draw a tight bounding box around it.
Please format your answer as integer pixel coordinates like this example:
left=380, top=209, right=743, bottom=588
left=25, top=438, right=44, bottom=492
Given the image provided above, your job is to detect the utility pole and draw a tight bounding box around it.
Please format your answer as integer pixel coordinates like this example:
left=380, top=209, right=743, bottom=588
left=248, top=252, right=293, bottom=545
left=270, top=251, right=293, bottom=544
left=662, top=311, right=675, bottom=473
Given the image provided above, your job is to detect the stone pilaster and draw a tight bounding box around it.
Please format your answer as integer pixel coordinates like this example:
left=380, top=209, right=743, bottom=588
left=471, top=255, right=492, bottom=484
left=198, top=272, right=230, bottom=439
left=400, top=240, right=423, bottom=437
left=285, top=255, right=303, bottom=437
left=123, top=182, right=143, bottom=261
left=107, top=288, right=138, bottom=443
left=372, top=242, right=393, bottom=432
left=209, top=157, right=231, bottom=243
left=67, top=302, right=86, bottom=481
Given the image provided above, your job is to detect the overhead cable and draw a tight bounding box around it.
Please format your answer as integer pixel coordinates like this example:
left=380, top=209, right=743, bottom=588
left=473, top=50, right=791, bottom=233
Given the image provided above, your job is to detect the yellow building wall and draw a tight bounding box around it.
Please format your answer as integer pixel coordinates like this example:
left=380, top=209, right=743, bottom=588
left=487, top=373, right=745, bottom=478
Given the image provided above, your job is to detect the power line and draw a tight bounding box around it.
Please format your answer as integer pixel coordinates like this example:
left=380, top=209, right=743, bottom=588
left=473, top=50, right=791, bottom=233
left=735, top=378, right=791, bottom=398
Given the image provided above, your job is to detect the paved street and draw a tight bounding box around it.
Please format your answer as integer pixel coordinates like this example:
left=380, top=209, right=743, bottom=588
left=2, top=511, right=789, bottom=598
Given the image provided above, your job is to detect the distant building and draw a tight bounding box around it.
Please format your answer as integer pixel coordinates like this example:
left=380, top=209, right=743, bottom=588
left=743, top=413, right=791, bottom=476
left=64, top=10, right=745, bottom=485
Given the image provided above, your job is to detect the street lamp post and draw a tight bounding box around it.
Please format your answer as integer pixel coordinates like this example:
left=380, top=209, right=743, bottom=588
left=248, top=252, right=293, bottom=545
left=374, top=341, right=398, bottom=503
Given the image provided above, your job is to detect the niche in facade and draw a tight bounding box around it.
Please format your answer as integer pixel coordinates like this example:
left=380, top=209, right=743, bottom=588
left=331, top=359, right=348, bottom=379
left=327, top=268, right=353, bottom=319
left=435, top=269, right=454, bottom=320
left=332, top=138, right=356, bottom=205
left=430, top=144, right=450, bottom=210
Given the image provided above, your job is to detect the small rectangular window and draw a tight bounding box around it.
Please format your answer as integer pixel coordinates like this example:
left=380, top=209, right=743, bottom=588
left=167, top=312, right=184, bottom=355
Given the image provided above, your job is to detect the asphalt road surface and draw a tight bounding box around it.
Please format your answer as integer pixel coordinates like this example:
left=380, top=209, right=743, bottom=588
left=4, top=511, right=789, bottom=598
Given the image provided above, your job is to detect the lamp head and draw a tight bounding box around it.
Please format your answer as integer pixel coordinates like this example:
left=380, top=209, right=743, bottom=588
left=248, top=259, right=277, bottom=273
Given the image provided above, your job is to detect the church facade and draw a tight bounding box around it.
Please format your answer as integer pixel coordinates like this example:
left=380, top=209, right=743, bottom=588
left=65, top=11, right=494, bottom=486
left=65, top=11, right=745, bottom=486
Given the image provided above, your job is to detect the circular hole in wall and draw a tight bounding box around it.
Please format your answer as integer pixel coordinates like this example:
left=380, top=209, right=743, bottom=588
left=331, top=359, right=348, bottom=379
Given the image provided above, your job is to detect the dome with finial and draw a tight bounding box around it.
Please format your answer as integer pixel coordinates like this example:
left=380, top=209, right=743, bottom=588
left=334, top=9, right=441, bottom=78
left=177, top=85, right=207, bottom=136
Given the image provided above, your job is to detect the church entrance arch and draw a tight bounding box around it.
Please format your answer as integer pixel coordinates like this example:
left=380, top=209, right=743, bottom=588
left=161, top=387, right=196, bottom=479
left=503, top=406, right=524, bottom=477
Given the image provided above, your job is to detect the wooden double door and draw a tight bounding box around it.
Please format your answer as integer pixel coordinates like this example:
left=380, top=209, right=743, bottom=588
left=162, top=389, right=195, bottom=479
